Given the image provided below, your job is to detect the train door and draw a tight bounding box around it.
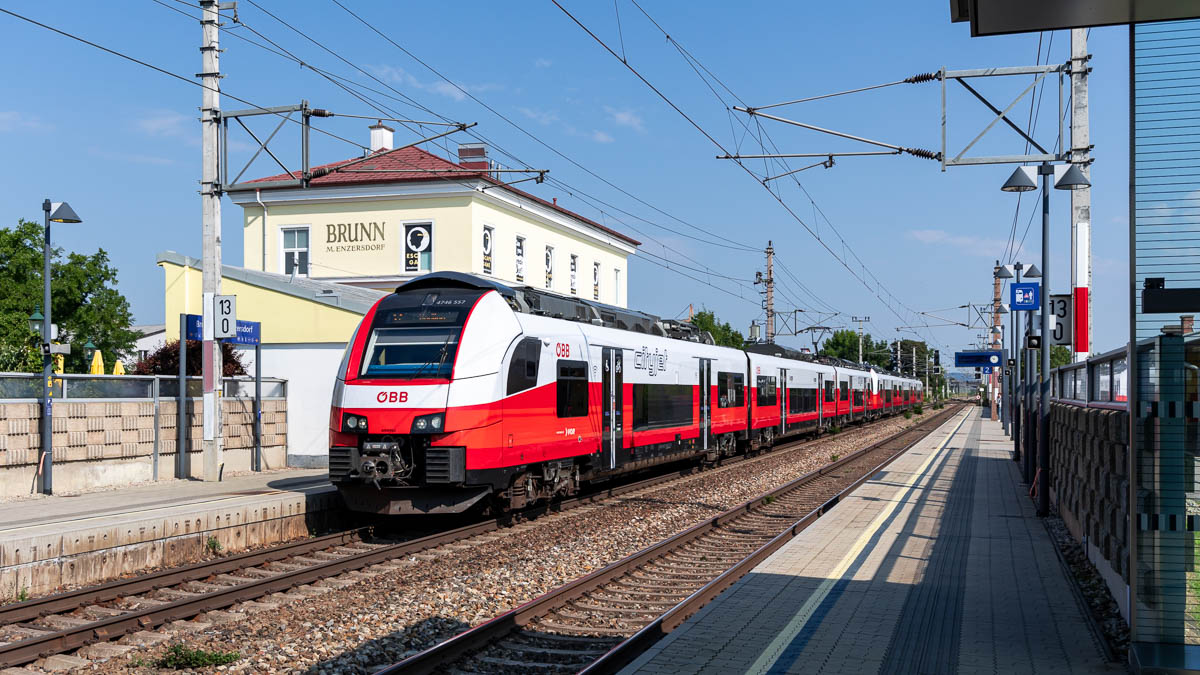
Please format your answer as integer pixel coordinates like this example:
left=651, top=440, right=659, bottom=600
left=698, top=359, right=712, bottom=451
left=779, top=368, right=787, bottom=435
left=817, top=372, right=825, bottom=428
left=601, top=347, right=624, bottom=471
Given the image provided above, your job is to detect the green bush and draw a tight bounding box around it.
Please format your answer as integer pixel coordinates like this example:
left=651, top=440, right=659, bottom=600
left=904, top=411, right=913, bottom=419
left=914, top=405, right=924, bottom=415
left=156, top=645, right=240, bottom=669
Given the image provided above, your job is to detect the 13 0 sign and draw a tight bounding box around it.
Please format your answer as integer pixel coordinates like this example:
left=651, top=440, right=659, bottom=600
left=1050, top=294, right=1072, bottom=346
left=214, top=295, right=237, bottom=339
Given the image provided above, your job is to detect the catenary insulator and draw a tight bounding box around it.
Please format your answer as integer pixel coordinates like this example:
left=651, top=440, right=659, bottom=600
left=904, top=72, right=938, bottom=84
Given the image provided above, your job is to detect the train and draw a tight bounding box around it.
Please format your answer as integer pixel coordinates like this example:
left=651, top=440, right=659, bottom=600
left=329, top=272, right=924, bottom=515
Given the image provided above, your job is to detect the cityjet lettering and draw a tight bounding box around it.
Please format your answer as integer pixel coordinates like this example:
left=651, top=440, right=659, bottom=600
left=634, top=347, right=667, bottom=376
left=325, top=222, right=387, bottom=252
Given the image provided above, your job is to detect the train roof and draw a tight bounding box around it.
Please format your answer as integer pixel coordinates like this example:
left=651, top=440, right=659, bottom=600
left=395, top=272, right=713, bottom=343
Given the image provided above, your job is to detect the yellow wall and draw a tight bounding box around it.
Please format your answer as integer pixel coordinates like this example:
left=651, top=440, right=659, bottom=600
left=470, top=200, right=628, bottom=306
left=242, top=196, right=473, bottom=280
left=241, top=191, right=631, bottom=307
left=160, top=261, right=365, bottom=344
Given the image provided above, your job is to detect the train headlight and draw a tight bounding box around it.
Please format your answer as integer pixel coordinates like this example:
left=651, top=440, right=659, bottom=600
left=342, top=413, right=368, bottom=433
left=411, top=413, right=445, bottom=434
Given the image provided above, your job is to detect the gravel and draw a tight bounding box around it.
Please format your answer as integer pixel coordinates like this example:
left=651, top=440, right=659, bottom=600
left=1043, top=516, right=1130, bottom=662
left=70, top=409, right=940, bottom=674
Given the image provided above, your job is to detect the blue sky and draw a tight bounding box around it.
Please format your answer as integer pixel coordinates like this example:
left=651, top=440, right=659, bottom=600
left=0, top=1, right=1132, bottom=359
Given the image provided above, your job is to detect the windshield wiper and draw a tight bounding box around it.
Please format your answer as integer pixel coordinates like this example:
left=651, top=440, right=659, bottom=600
left=408, top=333, right=455, bottom=380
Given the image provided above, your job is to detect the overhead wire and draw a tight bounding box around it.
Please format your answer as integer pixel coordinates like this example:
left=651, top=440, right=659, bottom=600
left=558, top=0, right=943, bottom=349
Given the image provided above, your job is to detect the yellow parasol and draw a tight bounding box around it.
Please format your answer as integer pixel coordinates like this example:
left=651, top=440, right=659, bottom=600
left=89, top=349, right=105, bottom=375
left=112, top=360, right=126, bottom=375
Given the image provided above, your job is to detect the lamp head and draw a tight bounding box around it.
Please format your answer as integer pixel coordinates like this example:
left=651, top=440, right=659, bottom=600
left=1001, top=166, right=1037, bottom=193
left=1054, top=163, right=1091, bottom=191
left=1023, top=264, right=1042, bottom=279
left=994, top=265, right=1014, bottom=279
left=48, top=201, right=82, bottom=224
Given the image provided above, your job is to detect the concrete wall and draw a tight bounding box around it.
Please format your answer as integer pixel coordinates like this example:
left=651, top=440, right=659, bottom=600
left=1049, top=402, right=1129, bottom=619
left=0, top=398, right=287, bottom=496
left=236, top=343, right=343, bottom=465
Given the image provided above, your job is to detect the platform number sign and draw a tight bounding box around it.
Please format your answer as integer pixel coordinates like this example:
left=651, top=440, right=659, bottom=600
left=214, top=295, right=236, bottom=339
left=1049, top=294, right=1072, bottom=346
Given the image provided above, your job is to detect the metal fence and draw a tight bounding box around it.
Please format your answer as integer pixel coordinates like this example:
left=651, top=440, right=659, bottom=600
left=1048, top=345, right=1129, bottom=409
left=0, top=373, right=286, bottom=400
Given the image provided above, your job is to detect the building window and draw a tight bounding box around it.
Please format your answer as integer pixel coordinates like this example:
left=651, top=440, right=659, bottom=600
left=614, top=268, right=621, bottom=304
left=515, top=236, right=525, bottom=282
left=632, top=383, right=693, bottom=430
left=481, top=225, right=494, bottom=275
left=404, top=223, right=433, bottom=272
left=545, top=245, right=554, bottom=289
left=556, top=359, right=589, bottom=417
left=593, top=262, right=601, bottom=300
left=570, top=255, right=578, bottom=295
left=717, top=371, right=744, bottom=408
left=281, top=226, right=309, bottom=276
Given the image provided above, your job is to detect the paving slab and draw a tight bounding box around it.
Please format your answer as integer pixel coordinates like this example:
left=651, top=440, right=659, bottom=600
left=623, top=407, right=1123, bottom=675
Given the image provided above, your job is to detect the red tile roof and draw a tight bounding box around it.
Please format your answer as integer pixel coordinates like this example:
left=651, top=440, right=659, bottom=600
left=244, top=146, right=640, bottom=246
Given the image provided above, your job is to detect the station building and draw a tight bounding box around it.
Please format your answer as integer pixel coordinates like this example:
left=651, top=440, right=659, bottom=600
left=160, top=125, right=640, bottom=467
left=227, top=125, right=639, bottom=305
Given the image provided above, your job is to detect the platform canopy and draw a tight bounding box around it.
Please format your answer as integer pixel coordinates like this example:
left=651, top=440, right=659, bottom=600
left=950, top=0, right=1200, bottom=36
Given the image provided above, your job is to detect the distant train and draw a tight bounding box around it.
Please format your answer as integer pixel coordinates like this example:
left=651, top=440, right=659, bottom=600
left=329, top=272, right=923, bottom=515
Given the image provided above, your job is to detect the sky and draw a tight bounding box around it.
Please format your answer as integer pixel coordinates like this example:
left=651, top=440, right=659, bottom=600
left=0, top=1, right=1133, bottom=362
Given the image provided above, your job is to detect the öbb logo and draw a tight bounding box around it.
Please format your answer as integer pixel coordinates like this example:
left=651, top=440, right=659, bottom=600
left=376, top=391, right=409, bottom=403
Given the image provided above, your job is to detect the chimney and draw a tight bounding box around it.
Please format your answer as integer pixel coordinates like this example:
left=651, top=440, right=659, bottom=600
left=369, top=121, right=394, bottom=152
left=458, top=143, right=489, bottom=171
left=1184, top=315, right=1195, bottom=334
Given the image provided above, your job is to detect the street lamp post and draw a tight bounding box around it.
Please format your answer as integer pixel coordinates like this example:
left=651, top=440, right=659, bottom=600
left=1001, top=164, right=1089, bottom=516
left=1010, top=263, right=1024, bottom=463
left=38, top=199, right=82, bottom=495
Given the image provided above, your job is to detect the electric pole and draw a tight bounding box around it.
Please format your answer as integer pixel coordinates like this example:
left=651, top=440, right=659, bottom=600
left=200, top=0, right=229, bottom=481
left=765, top=241, right=775, bottom=343
left=912, top=346, right=917, bottom=378
left=1070, top=28, right=1092, bottom=361
left=852, top=316, right=870, bottom=364
left=992, top=261, right=1002, bottom=422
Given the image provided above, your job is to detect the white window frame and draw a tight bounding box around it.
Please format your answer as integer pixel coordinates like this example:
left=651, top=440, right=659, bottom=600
left=593, top=261, right=601, bottom=301
left=279, top=225, right=311, bottom=277
left=614, top=268, right=621, bottom=305
left=569, top=254, right=578, bottom=295
left=401, top=219, right=434, bottom=273
left=545, top=245, right=554, bottom=289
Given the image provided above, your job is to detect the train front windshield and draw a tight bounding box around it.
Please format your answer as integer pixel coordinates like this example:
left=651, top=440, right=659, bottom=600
left=358, top=289, right=483, bottom=379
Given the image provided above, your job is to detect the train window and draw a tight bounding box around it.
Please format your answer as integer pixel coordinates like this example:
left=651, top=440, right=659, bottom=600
left=717, top=371, right=745, bottom=408
left=506, top=338, right=541, bottom=395
left=556, top=359, right=589, bottom=417
left=854, top=388, right=864, bottom=407
left=787, top=388, right=817, bottom=414
left=824, top=380, right=835, bottom=402
left=633, top=384, right=693, bottom=430
left=756, top=376, right=777, bottom=407
left=839, top=380, right=848, bottom=401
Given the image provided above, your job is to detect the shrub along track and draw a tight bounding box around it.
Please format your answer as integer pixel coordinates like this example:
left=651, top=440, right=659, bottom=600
left=15, top=406, right=943, bottom=673
left=384, top=404, right=963, bottom=675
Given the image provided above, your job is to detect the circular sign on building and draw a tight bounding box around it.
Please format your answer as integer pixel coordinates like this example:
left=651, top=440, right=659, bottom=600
left=407, top=225, right=431, bottom=252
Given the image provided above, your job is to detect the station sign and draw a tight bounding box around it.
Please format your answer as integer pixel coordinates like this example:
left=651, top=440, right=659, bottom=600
left=1010, top=282, right=1040, bottom=310
left=954, top=350, right=1003, bottom=369
left=185, top=314, right=261, bottom=345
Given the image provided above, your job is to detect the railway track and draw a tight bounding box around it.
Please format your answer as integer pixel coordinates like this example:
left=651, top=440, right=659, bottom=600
left=0, top=408, right=932, bottom=670
left=383, top=404, right=963, bottom=675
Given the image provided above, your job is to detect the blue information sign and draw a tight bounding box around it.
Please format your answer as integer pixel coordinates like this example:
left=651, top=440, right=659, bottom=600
left=184, top=314, right=261, bottom=345
left=954, top=350, right=1003, bottom=368
left=983, top=366, right=993, bottom=374
left=1010, top=282, right=1040, bottom=310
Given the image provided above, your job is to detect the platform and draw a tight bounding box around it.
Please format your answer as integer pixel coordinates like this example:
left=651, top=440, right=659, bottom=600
left=623, top=406, right=1121, bottom=674
left=0, top=469, right=340, bottom=598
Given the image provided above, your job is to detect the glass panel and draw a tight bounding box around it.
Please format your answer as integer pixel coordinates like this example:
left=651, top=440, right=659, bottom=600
left=64, top=378, right=152, bottom=399
left=1096, top=361, right=1112, bottom=402
left=296, top=228, right=308, bottom=247
left=1113, top=357, right=1128, bottom=402
left=1074, top=368, right=1086, bottom=401
left=284, top=229, right=296, bottom=249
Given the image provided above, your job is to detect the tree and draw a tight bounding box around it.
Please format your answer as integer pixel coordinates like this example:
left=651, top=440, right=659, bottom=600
left=0, top=220, right=138, bottom=373
left=819, top=329, right=891, bottom=367
left=690, top=309, right=745, bottom=349
left=1050, top=344, right=1072, bottom=369
left=131, top=339, right=247, bottom=376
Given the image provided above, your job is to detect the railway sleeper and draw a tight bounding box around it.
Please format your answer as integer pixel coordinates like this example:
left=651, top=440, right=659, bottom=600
left=533, top=619, right=638, bottom=636
left=495, top=641, right=610, bottom=659
left=588, top=590, right=688, bottom=603
left=564, top=602, right=666, bottom=617
left=612, top=578, right=701, bottom=592
left=470, top=653, right=588, bottom=673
